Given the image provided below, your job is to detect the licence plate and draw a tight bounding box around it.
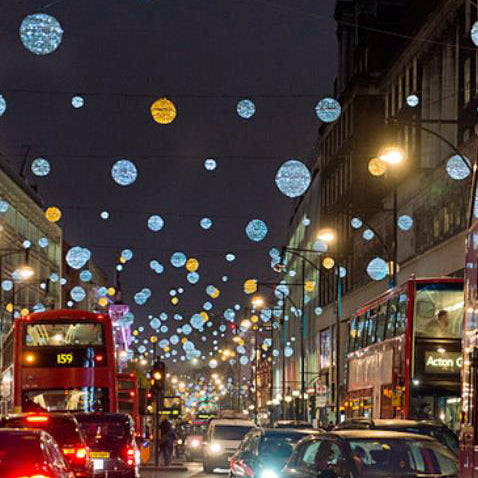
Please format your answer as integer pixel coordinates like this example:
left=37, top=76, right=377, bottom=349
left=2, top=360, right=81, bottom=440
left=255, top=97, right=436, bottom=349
left=93, top=459, right=104, bottom=470
left=91, top=451, right=110, bottom=458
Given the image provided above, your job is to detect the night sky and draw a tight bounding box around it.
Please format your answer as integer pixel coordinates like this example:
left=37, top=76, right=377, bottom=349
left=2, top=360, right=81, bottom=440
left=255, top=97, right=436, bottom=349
left=0, top=0, right=337, bottom=366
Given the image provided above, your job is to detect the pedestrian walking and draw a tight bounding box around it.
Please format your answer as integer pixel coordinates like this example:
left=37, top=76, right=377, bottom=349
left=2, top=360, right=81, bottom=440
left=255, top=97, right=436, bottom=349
left=159, top=419, right=177, bottom=466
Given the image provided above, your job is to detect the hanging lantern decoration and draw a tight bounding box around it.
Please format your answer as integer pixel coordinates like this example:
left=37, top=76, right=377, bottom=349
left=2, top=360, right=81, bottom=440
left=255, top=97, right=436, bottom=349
left=45, top=206, right=62, bottom=223
left=150, top=97, right=177, bottom=124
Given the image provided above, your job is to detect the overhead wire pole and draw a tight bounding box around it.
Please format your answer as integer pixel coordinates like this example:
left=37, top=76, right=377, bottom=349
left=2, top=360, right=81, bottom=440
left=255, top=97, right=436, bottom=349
left=301, top=260, right=306, bottom=421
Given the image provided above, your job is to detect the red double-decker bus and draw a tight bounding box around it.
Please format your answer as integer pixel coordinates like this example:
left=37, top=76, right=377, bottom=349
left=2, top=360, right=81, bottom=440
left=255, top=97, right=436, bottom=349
left=117, top=372, right=140, bottom=431
left=1, top=309, right=117, bottom=413
left=345, top=276, right=463, bottom=430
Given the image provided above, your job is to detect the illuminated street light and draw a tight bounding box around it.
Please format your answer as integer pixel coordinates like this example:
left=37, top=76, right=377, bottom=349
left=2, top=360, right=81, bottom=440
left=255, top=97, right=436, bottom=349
left=17, top=265, right=34, bottom=281
left=251, top=295, right=265, bottom=308
left=317, top=228, right=336, bottom=244
left=378, top=146, right=405, bottom=165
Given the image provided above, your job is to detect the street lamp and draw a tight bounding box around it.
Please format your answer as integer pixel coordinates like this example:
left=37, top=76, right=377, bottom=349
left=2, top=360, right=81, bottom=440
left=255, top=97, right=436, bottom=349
left=378, top=145, right=405, bottom=165
left=251, top=296, right=265, bottom=308
left=317, top=228, right=336, bottom=244
left=16, top=265, right=34, bottom=281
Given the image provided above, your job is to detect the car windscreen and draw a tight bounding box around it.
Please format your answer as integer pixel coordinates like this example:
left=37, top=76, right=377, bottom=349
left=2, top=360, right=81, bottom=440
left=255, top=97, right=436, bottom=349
left=261, top=433, right=307, bottom=461
left=348, top=438, right=458, bottom=476
left=213, top=425, right=253, bottom=440
left=0, top=434, right=44, bottom=462
left=383, top=426, right=458, bottom=454
left=77, top=419, right=133, bottom=445
left=1, top=417, right=81, bottom=446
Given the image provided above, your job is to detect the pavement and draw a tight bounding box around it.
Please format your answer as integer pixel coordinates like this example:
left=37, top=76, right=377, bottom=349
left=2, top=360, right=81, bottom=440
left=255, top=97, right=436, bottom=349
left=140, top=460, right=229, bottom=478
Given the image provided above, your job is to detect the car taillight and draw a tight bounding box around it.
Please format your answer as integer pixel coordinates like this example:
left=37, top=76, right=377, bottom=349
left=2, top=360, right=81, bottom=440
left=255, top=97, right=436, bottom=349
left=76, top=447, right=88, bottom=460
left=125, top=446, right=135, bottom=466
left=25, top=415, right=49, bottom=423
left=62, top=445, right=88, bottom=464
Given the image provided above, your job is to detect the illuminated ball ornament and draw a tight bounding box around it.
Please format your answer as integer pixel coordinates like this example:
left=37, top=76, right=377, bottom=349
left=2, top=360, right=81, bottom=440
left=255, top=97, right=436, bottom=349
left=45, top=206, right=62, bottom=223
left=398, top=215, right=414, bottom=231
left=315, top=97, right=341, bottom=123
left=322, top=257, right=335, bottom=270
left=71, top=96, right=84, bottom=108
left=275, top=160, right=311, bottom=198
left=406, top=94, right=420, bottom=108
left=111, top=159, right=138, bottom=186
left=66, top=246, right=91, bottom=269
left=186, top=258, right=199, bottom=272
left=170, top=252, right=187, bottom=268
left=150, top=260, right=164, bottom=274
left=100, top=210, right=109, bottom=220
left=226, top=253, right=236, bottom=262
left=80, top=270, right=92, bottom=282
left=204, top=158, right=217, bottom=171
left=368, top=157, right=387, bottom=177
left=147, top=215, right=164, bottom=232
left=236, top=99, right=256, bottom=119
left=243, top=279, right=258, bottom=294
left=38, top=237, right=49, bottom=248
left=31, top=157, right=51, bottom=177
left=70, top=286, right=86, bottom=302
left=0, top=95, right=6, bottom=116
left=471, top=21, right=478, bottom=46
left=150, top=97, right=177, bottom=124
left=245, top=219, right=268, bottom=242
left=187, top=272, right=200, bottom=284
left=98, top=297, right=108, bottom=307
left=284, top=346, right=294, bottom=358
left=351, top=217, right=363, bottom=229
left=121, top=249, right=134, bottom=261
left=367, top=257, right=388, bottom=281
left=20, top=13, right=64, bottom=55
left=200, top=218, right=213, bottom=230
left=362, top=229, right=375, bottom=241
left=446, top=154, right=471, bottom=180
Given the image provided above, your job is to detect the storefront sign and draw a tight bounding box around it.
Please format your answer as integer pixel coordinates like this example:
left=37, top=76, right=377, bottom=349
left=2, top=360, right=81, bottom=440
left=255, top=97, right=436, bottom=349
left=424, top=351, right=461, bottom=374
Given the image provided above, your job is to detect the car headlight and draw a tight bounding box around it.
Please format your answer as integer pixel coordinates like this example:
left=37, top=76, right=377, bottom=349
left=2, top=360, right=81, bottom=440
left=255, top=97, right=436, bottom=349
left=191, top=439, right=200, bottom=448
left=177, top=439, right=183, bottom=445
left=209, top=442, right=222, bottom=454
left=262, top=470, right=279, bottom=478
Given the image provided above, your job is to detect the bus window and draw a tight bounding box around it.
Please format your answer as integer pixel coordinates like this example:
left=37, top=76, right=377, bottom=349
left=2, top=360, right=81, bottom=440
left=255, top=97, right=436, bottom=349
left=25, top=323, right=104, bottom=346
left=376, top=302, right=388, bottom=342
left=395, top=294, right=408, bottom=335
left=365, top=308, right=378, bottom=346
left=349, top=318, right=358, bottom=352
left=357, top=315, right=366, bottom=349
left=385, top=297, right=398, bottom=339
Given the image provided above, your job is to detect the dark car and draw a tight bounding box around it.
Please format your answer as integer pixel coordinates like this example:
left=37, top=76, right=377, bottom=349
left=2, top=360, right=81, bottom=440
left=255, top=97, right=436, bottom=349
left=0, top=413, right=92, bottom=477
left=282, top=430, right=458, bottom=478
left=274, top=421, right=315, bottom=429
left=334, top=418, right=458, bottom=454
left=230, top=428, right=320, bottom=478
left=0, top=428, right=75, bottom=477
left=75, top=412, right=139, bottom=478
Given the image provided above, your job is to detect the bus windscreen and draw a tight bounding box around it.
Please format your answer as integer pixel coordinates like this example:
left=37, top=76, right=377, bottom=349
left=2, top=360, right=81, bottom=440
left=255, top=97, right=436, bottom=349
left=415, top=283, right=464, bottom=339
left=25, top=322, right=104, bottom=346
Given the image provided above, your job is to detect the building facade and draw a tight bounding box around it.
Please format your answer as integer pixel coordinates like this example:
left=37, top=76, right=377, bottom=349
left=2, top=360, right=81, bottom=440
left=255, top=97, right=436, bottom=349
left=0, top=154, right=62, bottom=331
left=278, top=0, right=474, bottom=427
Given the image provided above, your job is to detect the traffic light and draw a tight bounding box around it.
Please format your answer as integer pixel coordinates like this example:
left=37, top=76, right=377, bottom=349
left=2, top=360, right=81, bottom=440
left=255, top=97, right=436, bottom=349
left=150, top=360, right=166, bottom=394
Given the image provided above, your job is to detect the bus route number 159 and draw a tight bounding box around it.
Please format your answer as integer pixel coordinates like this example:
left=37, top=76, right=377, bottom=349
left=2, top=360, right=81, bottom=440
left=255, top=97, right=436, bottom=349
left=57, top=353, right=73, bottom=365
